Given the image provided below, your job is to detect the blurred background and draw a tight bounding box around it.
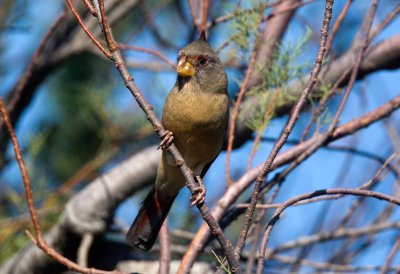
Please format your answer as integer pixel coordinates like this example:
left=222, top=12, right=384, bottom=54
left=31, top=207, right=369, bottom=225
left=0, top=0, right=400, bottom=273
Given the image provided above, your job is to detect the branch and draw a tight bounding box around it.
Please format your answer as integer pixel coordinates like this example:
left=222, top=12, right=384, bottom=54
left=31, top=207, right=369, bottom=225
left=0, top=97, right=125, bottom=274
left=268, top=254, right=399, bottom=272
left=180, top=1, right=303, bottom=271
left=267, top=0, right=379, bottom=205
left=179, top=94, right=400, bottom=271
left=226, top=8, right=263, bottom=185
left=235, top=0, right=333, bottom=260
left=0, top=146, right=159, bottom=273
left=158, top=220, right=171, bottom=274
left=65, top=0, right=112, bottom=59
left=3, top=93, right=398, bottom=273
left=249, top=0, right=301, bottom=86
left=257, top=188, right=400, bottom=273
left=118, top=44, right=176, bottom=68
left=381, top=237, right=400, bottom=274
left=0, top=0, right=143, bottom=168
left=92, top=0, right=240, bottom=271
left=236, top=34, right=400, bottom=149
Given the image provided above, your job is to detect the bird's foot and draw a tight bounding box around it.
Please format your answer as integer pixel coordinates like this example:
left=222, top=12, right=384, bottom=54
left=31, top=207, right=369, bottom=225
left=157, top=130, right=174, bottom=150
left=190, top=176, right=206, bottom=206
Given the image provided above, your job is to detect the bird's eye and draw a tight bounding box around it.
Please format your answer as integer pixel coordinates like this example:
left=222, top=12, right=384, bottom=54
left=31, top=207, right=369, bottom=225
left=198, top=56, right=209, bottom=66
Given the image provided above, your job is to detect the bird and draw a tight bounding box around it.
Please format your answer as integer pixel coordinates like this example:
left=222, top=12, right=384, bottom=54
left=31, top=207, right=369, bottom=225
left=126, top=32, right=229, bottom=251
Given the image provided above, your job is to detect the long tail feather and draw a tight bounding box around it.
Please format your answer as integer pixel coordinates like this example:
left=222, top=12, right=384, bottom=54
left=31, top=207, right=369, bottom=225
left=126, top=187, right=175, bottom=251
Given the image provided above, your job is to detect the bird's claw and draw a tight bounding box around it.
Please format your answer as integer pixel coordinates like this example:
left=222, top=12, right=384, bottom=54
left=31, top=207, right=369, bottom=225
left=157, top=130, right=174, bottom=150
left=190, top=176, right=206, bottom=206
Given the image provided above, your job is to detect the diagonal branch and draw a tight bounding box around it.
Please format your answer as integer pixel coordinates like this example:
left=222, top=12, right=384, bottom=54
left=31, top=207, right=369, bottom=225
left=0, top=0, right=143, bottom=169
left=91, top=0, right=241, bottom=272
left=0, top=97, right=125, bottom=274
left=180, top=94, right=400, bottom=272
left=65, top=0, right=112, bottom=59
left=234, top=0, right=334, bottom=259
left=257, top=188, right=400, bottom=273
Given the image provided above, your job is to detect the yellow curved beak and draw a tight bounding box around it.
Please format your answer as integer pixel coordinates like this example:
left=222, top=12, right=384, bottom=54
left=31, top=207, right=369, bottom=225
left=177, top=58, right=195, bottom=77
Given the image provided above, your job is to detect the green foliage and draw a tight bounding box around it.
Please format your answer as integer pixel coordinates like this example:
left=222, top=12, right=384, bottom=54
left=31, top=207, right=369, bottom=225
left=231, top=4, right=262, bottom=53
left=0, top=54, right=115, bottom=264
left=0, top=230, right=28, bottom=264
left=309, top=81, right=334, bottom=130
left=29, top=54, right=115, bottom=181
left=242, top=29, right=312, bottom=132
left=0, top=48, right=157, bottom=264
left=212, top=250, right=231, bottom=274
left=228, top=0, right=271, bottom=61
left=0, top=179, right=64, bottom=263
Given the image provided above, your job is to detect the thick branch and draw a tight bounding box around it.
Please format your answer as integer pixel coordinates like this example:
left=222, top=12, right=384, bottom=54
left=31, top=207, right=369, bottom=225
left=0, top=146, right=159, bottom=274
left=178, top=94, right=400, bottom=272
left=235, top=35, right=400, bottom=148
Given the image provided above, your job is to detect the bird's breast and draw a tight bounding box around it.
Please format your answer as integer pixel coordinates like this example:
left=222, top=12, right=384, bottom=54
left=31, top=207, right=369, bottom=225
left=163, top=89, right=228, bottom=133
left=161, top=88, right=229, bottom=168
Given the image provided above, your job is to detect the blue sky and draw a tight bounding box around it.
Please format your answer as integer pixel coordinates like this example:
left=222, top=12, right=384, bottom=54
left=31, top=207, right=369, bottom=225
left=1, top=0, right=400, bottom=270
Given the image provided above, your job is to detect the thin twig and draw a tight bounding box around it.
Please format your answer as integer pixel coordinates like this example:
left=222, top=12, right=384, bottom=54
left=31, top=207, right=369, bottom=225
left=246, top=90, right=281, bottom=171
left=91, top=1, right=241, bottom=272
left=324, top=0, right=353, bottom=58
left=358, top=151, right=400, bottom=190
left=65, top=0, right=112, bottom=59
left=327, top=0, right=378, bottom=133
left=244, top=184, right=281, bottom=274
left=325, top=153, right=400, bottom=264
left=369, top=3, right=400, bottom=42
left=264, top=0, right=317, bottom=21
left=98, top=0, right=116, bottom=52
left=179, top=94, right=400, bottom=273
left=235, top=0, right=334, bottom=261
left=77, top=233, right=94, bottom=267
left=278, top=0, right=379, bottom=191
left=303, top=0, right=393, bottom=142
left=244, top=198, right=264, bottom=274
left=225, top=7, right=264, bottom=185
left=199, top=0, right=210, bottom=33
left=158, top=219, right=171, bottom=274
left=207, top=0, right=316, bottom=30
left=0, top=98, right=42, bottom=242
left=381, top=235, right=400, bottom=274
left=271, top=221, right=400, bottom=255
left=82, top=0, right=97, bottom=16
left=384, top=120, right=400, bottom=150
left=300, top=65, right=351, bottom=141
left=188, top=0, right=199, bottom=32
left=0, top=97, right=124, bottom=274
left=270, top=254, right=400, bottom=273
left=2, top=10, right=66, bottom=131
left=257, top=188, right=400, bottom=274
left=215, top=32, right=240, bottom=53
left=118, top=43, right=176, bottom=68
left=237, top=151, right=399, bottom=211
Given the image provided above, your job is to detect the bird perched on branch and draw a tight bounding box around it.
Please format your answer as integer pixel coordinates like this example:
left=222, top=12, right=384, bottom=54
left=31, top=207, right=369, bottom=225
left=126, top=32, right=229, bottom=251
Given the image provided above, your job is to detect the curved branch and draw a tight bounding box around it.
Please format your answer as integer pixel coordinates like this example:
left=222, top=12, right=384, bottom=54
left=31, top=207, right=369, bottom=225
left=0, top=0, right=142, bottom=168
left=0, top=146, right=159, bottom=274
left=179, top=94, right=400, bottom=272
left=236, top=34, right=400, bottom=148
left=257, top=188, right=400, bottom=273
left=94, top=0, right=240, bottom=271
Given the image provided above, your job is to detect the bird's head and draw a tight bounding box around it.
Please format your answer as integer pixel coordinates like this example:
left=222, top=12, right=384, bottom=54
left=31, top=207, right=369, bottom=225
left=176, top=32, right=227, bottom=94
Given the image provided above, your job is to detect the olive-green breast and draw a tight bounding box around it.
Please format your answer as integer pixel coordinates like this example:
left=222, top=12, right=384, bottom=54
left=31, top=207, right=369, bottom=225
left=162, top=84, right=229, bottom=169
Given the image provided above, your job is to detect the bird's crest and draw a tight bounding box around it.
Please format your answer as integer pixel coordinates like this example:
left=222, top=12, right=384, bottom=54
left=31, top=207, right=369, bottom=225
left=198, top=30, right=207, bottom=42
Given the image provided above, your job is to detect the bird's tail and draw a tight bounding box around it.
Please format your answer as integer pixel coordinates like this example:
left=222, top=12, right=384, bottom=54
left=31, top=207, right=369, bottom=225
left=126, top=187, right=175, bottom=251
